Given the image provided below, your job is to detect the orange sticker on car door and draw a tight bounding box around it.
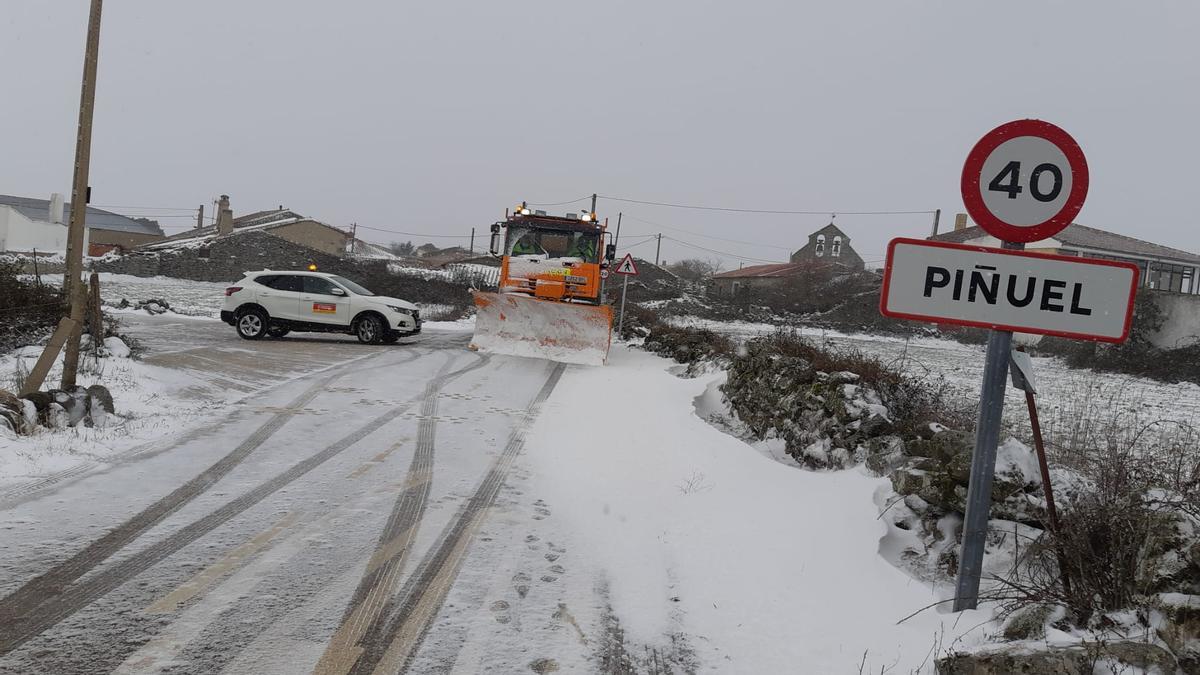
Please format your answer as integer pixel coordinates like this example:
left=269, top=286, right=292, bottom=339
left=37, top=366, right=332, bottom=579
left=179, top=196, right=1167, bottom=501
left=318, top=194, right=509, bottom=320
left=313, top=302, right=337, bottom=314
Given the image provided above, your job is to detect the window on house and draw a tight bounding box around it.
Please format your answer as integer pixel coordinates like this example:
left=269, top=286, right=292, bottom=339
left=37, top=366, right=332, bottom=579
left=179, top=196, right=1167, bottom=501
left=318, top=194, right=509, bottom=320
left=815, top=234, right=825, bottom=257
left=831, top=236, right=842, bottom=258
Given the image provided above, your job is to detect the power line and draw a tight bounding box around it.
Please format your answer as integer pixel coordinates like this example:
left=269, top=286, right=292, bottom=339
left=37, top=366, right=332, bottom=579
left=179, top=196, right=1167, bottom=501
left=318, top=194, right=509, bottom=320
left=599, top=194, right=935, bottom=216
left=617, top=237, right=658, bottom=252
left=661, top=235, right=785, bottom=264
left=353, top=224, right=473, bottom=239
left=90, top=204, right=197, bottom=212
left=524, top=195, right=593, bottom=207
left=622, top=214, right=794, bottom=251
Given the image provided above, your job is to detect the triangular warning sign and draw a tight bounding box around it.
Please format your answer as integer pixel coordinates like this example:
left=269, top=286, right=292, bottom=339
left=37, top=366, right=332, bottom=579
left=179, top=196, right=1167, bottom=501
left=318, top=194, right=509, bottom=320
left=613, top=254, right=639, bottom=276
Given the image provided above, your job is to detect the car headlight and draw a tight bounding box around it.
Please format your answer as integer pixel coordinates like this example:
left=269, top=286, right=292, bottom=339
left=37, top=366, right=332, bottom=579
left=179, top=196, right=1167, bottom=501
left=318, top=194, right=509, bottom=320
left=387, top=305, right=413, bottom=315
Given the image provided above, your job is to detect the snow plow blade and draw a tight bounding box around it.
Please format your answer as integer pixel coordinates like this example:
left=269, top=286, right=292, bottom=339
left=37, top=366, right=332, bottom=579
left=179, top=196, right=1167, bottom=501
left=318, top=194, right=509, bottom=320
left=470, top=291, right=612, bottom=366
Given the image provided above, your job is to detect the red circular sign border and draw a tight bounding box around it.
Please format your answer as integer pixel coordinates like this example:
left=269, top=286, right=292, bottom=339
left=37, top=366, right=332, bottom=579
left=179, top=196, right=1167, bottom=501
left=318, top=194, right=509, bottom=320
left=960, top=119, right=1089, bottom=244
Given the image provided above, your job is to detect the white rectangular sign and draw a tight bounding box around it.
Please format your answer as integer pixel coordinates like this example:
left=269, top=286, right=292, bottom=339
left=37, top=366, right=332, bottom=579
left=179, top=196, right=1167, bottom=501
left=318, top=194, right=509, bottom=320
left=880, top=238, right=1140, bottom=343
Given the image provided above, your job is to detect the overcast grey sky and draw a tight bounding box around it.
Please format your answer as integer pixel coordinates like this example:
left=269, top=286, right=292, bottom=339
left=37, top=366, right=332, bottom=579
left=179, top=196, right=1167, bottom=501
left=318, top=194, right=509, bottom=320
left=2, top=1, right=1196, bottom=268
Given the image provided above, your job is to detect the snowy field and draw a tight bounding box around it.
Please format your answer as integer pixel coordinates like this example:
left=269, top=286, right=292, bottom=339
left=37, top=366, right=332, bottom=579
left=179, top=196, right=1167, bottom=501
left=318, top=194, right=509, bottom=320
left=667, top=316, right=1200, bottom=452
left=33, top=273, right=466, bottom=321
left=36, top=273, right=228, bottom=318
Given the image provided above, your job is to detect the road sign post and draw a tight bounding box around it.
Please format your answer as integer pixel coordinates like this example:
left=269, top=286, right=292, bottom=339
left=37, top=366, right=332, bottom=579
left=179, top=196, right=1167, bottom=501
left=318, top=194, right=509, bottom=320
left=613, top=254, right=639, bottom=336
left=879, top=119, right=1115, bottom=611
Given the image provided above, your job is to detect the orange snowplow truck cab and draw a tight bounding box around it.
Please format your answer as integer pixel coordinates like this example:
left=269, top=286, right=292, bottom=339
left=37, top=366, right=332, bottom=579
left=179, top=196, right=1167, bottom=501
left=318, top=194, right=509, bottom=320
left=493, top=209, right=613, bottom=302
left=469, top=204, right=618, bottom=366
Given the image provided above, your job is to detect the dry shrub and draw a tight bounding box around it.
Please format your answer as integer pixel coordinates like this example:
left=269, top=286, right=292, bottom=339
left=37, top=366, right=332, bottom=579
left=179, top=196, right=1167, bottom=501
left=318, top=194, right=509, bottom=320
left=641, top=322, right=735, bottom=367
left=993, top=422, right=1200, bottom=624
left=0, top=259, right=67, bottom=353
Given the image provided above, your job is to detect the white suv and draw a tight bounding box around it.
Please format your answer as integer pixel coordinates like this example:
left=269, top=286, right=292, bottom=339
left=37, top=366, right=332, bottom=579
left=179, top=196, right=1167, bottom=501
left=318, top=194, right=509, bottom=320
left=220, top=270, right=421, bottom=344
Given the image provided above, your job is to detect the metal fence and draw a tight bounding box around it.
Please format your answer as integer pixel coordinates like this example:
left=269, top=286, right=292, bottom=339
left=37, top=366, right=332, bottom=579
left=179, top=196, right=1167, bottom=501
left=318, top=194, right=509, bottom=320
left=445, top=263, right=500, bottom=290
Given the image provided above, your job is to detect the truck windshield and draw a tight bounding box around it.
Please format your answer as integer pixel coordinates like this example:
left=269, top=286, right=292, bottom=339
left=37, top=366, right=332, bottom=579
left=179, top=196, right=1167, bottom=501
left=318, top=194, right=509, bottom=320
left=507, top=227, right=599, bottom=263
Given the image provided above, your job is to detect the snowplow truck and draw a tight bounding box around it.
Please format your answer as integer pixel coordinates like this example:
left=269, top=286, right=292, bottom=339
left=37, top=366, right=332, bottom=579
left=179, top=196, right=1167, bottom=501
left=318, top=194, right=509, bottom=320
left=470, top=205, right=616, bottom=366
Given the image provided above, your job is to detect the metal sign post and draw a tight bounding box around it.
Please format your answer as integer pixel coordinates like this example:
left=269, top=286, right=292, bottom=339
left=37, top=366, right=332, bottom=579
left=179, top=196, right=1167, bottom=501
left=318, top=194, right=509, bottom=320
left=954, top=120, right=1088, bottom=611
left=612, top=254, right=639, bottom=336
left=953, top=245, right=1019, bottom=611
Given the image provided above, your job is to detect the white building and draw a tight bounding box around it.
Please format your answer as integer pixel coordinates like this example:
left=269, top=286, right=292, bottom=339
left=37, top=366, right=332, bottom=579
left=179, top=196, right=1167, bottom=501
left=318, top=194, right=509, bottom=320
left=0, top=193, right=88, bottom=255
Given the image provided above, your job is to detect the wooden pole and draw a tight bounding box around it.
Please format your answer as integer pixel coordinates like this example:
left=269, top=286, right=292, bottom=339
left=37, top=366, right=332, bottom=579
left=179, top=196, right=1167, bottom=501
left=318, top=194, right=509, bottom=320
left=59, top=0, right=105, bottom=390
left=20, top=319, right=78, bottom=396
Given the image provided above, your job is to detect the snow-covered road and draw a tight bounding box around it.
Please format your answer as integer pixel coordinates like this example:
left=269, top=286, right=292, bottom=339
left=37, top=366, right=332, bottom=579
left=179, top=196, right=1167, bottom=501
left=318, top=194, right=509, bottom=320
left=2, top=318, right=980, bottom=673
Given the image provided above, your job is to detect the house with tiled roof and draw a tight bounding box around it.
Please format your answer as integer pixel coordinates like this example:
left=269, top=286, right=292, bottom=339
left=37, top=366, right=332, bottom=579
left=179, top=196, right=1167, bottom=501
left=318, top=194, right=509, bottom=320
left=0, top=193, right=164, bottom=254
left=931, top=217, right=1200, bottom=295
left=140, top=197, right=353, bottom=258
left=711, top=223, right=864, bottom=296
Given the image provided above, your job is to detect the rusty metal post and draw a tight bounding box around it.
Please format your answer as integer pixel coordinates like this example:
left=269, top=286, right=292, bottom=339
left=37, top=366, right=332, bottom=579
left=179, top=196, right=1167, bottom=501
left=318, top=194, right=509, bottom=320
left=1024, top=388, right=1072, bottom=598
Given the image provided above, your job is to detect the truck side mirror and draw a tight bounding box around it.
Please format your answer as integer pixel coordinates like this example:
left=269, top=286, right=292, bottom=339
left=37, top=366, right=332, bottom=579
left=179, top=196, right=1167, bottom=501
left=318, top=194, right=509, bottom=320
left=605, top=243, right=616, bottom=262
left=490, top=228, right=502, bottom=256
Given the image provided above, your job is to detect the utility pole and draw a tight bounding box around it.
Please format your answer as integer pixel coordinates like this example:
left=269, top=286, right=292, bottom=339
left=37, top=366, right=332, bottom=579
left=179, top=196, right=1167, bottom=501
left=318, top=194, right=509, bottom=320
left=590, top=193, right=597, bottom=216
left=470, top=227, right=475, bottom=254
left=58, top=0, right=105, bottom=391
left=930, top=208, right=942, bottom=237
left=196, top=204, right=204, bottom=229
left=654, top=233, right=662, bottom=266
left=613, top=212, right=622, bottom=249
left=350, top=222, right=357, bottom=254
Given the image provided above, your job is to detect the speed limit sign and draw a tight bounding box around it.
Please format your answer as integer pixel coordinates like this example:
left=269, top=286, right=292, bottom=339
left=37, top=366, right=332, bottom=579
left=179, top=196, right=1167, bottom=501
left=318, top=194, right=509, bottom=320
left=961, top=119, right=1088, bottom=243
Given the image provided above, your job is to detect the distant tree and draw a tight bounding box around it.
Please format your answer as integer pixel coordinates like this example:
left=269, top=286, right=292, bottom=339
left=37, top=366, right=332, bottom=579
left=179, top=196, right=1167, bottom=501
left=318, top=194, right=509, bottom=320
left=389, top=240, right=416, bottom=257
left=667, top=258, right=723, bottom=282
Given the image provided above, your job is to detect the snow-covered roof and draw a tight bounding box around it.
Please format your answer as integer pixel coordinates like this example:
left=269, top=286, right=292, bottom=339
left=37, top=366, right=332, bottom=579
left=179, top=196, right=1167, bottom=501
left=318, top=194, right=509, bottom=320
left=0, top=194, right=163, bottom=235
left=932, top=223, right=1200, bottom=265
left=143, top=215, right=348, bottom=252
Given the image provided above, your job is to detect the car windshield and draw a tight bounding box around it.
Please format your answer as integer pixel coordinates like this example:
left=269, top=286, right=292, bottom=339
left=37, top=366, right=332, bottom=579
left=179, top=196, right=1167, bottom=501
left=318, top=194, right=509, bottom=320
left=329, top=275, right=375, bottom=296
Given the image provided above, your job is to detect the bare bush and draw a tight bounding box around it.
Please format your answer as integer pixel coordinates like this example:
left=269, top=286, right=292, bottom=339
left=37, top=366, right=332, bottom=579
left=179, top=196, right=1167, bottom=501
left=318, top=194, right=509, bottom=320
left=0, top=259, right=67, bottom=353
left=988, top=420, right=1200, bottom=625
left=735, top=330, right=972, bottom=438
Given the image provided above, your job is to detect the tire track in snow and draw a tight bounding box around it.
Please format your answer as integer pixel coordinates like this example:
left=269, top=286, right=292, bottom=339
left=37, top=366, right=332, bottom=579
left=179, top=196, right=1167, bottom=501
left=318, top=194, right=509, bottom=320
left=313, top=353, right=460, bottom=675
left=0, top=349, right=451, bottom=658
left=0, top=360, right=362, bottom=636
left=347, top=361, right=566, bottom=675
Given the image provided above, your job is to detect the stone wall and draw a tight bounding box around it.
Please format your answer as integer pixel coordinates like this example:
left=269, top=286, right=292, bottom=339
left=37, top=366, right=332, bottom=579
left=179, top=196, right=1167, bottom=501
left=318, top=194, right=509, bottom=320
left=92, top=230, right=378, bottom=283
left=88, top=228, right=164, bottom=250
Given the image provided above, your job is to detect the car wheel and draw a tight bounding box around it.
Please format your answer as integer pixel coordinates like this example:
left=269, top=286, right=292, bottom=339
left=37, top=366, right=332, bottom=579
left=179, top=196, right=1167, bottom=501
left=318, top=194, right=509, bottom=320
left=267, top=326, right=291, bottom=339
left=236, top=308, right=269, bottom=340
left=355, top=315, right=385, bottom=345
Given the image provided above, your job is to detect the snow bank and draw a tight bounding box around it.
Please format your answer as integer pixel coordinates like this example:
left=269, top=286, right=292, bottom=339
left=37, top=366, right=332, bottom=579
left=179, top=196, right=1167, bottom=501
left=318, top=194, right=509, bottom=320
left=522, top=346, right=987, bottom=672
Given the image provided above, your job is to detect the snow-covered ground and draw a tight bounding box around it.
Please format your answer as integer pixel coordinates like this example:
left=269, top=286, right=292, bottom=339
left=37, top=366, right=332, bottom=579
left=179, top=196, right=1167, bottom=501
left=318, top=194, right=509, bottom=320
left=518, top=346, right=988, bottom=672
left=4, top=301, right=1193, bottom=672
